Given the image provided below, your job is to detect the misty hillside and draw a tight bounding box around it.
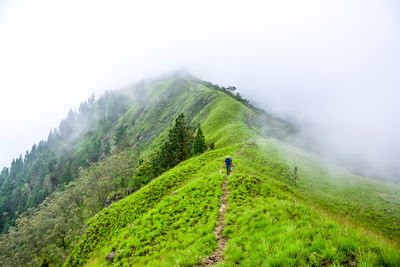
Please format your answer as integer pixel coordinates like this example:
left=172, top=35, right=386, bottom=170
left=1, top=77, right=399, bottom=266
left=0, top=77, right=258, bottom=233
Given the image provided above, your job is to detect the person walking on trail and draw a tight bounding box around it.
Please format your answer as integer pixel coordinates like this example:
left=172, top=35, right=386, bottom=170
left=224, top=155, right=233, bottom=176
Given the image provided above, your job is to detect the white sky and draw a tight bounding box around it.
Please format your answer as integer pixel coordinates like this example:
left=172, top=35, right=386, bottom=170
left=0, top=0, right=399, bottom=178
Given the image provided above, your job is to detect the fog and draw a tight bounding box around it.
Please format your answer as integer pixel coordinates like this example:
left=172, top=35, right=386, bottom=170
left=1, top=0, right=399, bottom=180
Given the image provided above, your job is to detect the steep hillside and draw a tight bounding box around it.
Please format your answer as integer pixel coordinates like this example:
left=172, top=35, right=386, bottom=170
left=64, top=79, right=400, bottom=266
left=1, top=76, right=399, bottom=266
left=0, top=77, right=292, bottom=266
left=0, top=87, right=135, bottom=234
left=67, top=141, right=400, bottom=266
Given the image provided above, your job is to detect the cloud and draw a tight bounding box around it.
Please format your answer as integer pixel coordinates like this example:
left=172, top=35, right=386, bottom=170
left=0, top=0, right=399, bottom=180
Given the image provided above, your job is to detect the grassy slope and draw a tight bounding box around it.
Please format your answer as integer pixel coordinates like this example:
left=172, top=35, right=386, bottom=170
left=82, top=146, right=240, bottom=267
left=70, top=140, right=400, bottom=266
left=222, top=142, right=400, bottom=266
left=256, top=139, right=400, bottom=242
left=66, top=81, right=256, bottom=266
left=0, top=77, right=225, bottom=266
left=66, top=79, right=400, bottom=266
left=116, top=78, right=216, bottom=153
left=194, top=91, right=256, bottom=148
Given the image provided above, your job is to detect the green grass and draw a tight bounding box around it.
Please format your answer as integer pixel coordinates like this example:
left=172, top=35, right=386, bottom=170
left=220, top=142, right=400, bottom=266
left=110, top=173, right=221, bottom=266
left=255, top=139, right=400, bottom=242
left=66, top=145, right=241, bottom=266
left=194, top=91, right=258, bottom=148
left=117, top=78, right=216, bottom=154
left=87, top=172, right=224, bottom=266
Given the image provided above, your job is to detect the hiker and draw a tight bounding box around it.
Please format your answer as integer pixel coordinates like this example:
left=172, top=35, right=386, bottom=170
left=224, top=155, right=232, bottom=176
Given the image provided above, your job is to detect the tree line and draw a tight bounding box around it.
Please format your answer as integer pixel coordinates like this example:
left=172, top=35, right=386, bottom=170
left=0, top=91, right=131, bottom=234
left=0, top=152, right=137, bottom=266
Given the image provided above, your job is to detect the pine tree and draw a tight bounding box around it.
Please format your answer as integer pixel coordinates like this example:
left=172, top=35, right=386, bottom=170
left=193, top=124, right=207, bottom=155
left=166, top=113, right=193, bottom=164
left=155, top=113, right=193, bottom=174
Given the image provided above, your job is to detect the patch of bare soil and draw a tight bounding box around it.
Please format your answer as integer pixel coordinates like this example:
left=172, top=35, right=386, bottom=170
left=202, top=175, right=229, bottom=266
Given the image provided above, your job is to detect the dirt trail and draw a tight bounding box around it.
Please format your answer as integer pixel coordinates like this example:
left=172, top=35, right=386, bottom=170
left=202, top=174, right=230, bottom=266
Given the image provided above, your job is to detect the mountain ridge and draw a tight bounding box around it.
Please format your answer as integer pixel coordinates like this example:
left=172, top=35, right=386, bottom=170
left=0, top=76, right=399, bottom=266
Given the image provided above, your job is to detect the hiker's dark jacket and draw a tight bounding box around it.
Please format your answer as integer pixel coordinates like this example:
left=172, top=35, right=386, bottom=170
left=225, top=158, right=232, bottom=169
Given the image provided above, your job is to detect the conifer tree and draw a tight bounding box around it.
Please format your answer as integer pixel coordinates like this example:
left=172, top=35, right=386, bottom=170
left=166, top=113, right=193, bottom=165
left=155, top=113, right=193, bottom=174
left=193, top=124, right=207, bottom=155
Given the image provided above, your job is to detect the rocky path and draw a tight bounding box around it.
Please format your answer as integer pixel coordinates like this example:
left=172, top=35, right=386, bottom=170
left=203, top=174, right=229, bottom=266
